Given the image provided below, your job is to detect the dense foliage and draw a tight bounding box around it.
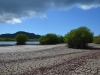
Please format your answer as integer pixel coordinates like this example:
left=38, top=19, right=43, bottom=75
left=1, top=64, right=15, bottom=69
left=64, top=26, right=94, bottom=49
left=0, top=38, right=15, bottom=41
left=0, top=38, right=39, bottom=41
left=39, top=34, right=64, bottom=45
left=15, top=34, right=28, bottom=45
left=94, top=35, right=100, bottom=44
left=57, top=35, right=64, bottom=43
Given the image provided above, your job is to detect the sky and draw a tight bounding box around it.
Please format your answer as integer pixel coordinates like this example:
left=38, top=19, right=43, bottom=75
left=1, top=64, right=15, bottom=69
left=0, top=0, right=100, bottom=36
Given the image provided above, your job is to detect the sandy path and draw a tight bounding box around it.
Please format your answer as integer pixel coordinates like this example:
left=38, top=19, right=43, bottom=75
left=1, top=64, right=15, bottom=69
left=0, top=44, right=100, bottom=75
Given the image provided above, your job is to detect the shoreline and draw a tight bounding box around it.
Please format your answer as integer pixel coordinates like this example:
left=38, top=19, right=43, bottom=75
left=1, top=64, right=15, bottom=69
left=0, top=44, right=66, bottom=53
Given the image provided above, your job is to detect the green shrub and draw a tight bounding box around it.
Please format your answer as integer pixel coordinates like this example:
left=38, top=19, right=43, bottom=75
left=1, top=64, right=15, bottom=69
left=39, top=36, right=46, bottom=45
left=57, top=35, right=64, bottom=43
left=64, top=26, right=94, bottom=49
left=15, top=34, right=28, bottom=45
left=39, top=33, right=59, bottom=45
left=94, top=36, right=100, bottom=44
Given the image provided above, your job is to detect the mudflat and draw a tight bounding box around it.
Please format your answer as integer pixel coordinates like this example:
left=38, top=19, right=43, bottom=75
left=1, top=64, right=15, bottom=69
left=0, top=44, right=100, bottom=75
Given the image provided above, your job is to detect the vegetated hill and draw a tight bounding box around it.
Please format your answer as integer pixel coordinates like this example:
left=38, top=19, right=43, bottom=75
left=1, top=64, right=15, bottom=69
left=0, top=31, right=41, bottom=39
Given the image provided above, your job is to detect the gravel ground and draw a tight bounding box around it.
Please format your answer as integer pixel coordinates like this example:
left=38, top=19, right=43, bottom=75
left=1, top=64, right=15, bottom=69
left=0, top=44, right=100, bottom=75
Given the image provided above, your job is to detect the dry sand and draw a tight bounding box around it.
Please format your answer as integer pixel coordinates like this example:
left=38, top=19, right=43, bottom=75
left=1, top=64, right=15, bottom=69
left=0, top=43, right=100, bottom=75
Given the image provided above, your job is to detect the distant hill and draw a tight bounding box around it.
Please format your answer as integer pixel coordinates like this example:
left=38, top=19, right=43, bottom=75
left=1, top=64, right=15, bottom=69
left=0, top=31, right=41, bottom=39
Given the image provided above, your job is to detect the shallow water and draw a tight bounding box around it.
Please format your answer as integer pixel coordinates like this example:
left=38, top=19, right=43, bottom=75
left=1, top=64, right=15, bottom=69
left=0, top=41, right=40, bottom=45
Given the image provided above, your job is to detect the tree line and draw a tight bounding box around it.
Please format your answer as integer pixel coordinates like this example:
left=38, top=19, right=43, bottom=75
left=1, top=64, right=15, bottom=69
left=0, top=38, right=39, bottom=41
left=10, top=26, right=100, bottom=49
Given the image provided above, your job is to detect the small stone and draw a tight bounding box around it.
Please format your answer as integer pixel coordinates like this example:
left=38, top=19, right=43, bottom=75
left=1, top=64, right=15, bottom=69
left=75, top=69, right=81, bottom=73
left=91, top=70, right=97, bottom=74
left=86, top=70, right=91, bottom=73
left=71, top=72, right=77, bottom=75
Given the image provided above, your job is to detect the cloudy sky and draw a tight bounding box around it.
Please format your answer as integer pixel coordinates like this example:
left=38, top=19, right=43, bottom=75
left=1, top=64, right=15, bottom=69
left=0, top=0, right=100, bottom=36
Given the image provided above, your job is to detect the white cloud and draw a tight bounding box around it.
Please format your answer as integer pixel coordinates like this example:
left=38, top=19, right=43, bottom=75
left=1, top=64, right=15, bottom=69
left=78, top=4, right=100, bottom=10
left=28, top=11, right=46, bottom=18
left=0, top=0, right=100, bottom=24
left=7, top=18, right=21, bottom=24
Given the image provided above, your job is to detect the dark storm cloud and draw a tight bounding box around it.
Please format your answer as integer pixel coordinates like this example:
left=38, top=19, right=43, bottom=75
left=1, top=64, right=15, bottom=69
left=0, top=0, right=100, bottom=23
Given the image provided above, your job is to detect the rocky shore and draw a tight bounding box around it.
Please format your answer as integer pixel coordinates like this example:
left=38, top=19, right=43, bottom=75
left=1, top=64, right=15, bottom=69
left=0, top=44, right=100, bottom=75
